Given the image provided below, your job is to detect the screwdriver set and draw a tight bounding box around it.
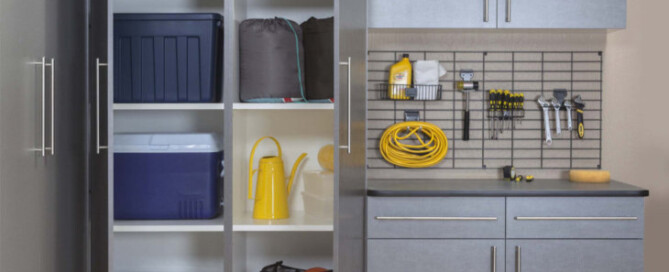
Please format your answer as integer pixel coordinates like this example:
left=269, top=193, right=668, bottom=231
left=487, top=89, right=525, bottom=140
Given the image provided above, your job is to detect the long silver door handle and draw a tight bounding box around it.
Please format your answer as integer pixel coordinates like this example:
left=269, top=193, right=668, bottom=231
left=515, top=216, right=638, bottom=221
left=506, top=0, right=512, bottom=22
left=484, top=0, right=489, bottom=22
left=30, top=57, right=52, bottom=157
left=338, top=57, right=351, bottom=154
left=96, top=58, right=108, bottom=154
left=491, top=246, right=497, bottom=272
left=516, top=246, right=521, bottom=272
left=375, top=216, right=498, bottom=221
left=48, top=58, right=55, bottom=156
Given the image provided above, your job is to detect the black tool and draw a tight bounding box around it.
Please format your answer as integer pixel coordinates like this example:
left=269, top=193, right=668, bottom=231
left=573, top=95, right=586, bottom=139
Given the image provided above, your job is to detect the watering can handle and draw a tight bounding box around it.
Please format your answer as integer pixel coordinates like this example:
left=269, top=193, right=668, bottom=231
left=287, top=153, right=308, bottom=195
left=248, top=137, right=282, bottom=199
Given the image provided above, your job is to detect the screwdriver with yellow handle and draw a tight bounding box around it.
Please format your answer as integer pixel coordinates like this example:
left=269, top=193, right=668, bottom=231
left=573, top=95, right=586, bottom=139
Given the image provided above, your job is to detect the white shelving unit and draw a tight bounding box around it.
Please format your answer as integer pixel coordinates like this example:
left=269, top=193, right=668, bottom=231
left=114, top=103, right=225, bottom=111
left=233, top=212, right=333, bottom=232
left=114, top=216, right=225, bottom=233
left=233, top=103, right=334, bottom=111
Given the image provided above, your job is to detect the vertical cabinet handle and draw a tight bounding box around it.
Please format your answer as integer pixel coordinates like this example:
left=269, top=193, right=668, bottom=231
left=484, top=0, right=489, bottom=22
left=30, top=57, right=54, bottom=157
left=96, top=58, right=108, bottom=154
left=506, top=0, right=512, bottom=22
left=491, top=246, right=497, bottom=272
left=48, top=58, right=55, bottom=155
left=338, top=57, right=351, bottom=154
left=516, top=246, right=521, bottom=272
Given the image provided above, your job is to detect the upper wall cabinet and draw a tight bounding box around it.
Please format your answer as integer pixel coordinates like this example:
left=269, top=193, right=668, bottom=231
left=368, top=0, right=626, bottom=29
left=368, top=0, right=497, bottom=29
left=499, top=0, right=626, bottom=29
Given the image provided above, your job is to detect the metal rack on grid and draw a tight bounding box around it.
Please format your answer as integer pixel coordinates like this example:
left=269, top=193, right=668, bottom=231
left=367, top=50, right=603, bottom=171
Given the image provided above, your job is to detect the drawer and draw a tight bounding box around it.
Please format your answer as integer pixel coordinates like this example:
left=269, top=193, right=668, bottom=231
left=507, top=197, right=644, bottom=239
left=506, top=240, right=643, bottom=272
left=368, top=239, right=504, bottom=272
left=367, top=197, right=505, bottom=238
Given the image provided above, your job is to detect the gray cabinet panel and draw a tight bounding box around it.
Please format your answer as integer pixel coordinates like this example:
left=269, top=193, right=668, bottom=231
left=369, top=0, right=497, bottom=28
left=368, top=197, right=505, bottom=238
left=507, top=197, right=644, bottom=239
left=368, top=239, right=504, bottom=272
left=334, top=0, right=367, bottom=271
left=499, top=0, right=626, bottom=29
left=506, top=240, right=643, bottom=272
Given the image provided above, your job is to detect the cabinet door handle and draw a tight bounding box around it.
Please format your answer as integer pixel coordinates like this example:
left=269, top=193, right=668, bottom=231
left=515, top=216, right=638, bottom=221
left=48, top=58, right=55, bottom=156
left=375, top=216, right=498, bottom=221
left=491, top=246, right=497, bottom=272
left=506, top=0, right=512, bottom=22
left=96, top=58, right=108, bottom=154
left=30, top=57, right=54, bottom=157
left=484, top=0, right=489, bottom=22
left=338, top=57, right=351, bottom=154
left=516, top=246, right=521, bottom=272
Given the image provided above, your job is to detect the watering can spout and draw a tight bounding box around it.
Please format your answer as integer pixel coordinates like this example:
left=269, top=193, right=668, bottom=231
left=287, top=153, right=308, bottom=195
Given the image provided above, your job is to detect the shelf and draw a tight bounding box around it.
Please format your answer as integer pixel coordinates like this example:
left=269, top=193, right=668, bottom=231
left=113, top=103, right=225, bottom=111
left=114, top=216, right=225, bottom=233
left=232, top=103, right=334, bottom=110
left=233, top=212, right=333, bottom=232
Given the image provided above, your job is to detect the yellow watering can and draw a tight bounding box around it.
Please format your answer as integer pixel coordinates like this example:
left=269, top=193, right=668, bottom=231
left=249, top=137, right=307, bottom=220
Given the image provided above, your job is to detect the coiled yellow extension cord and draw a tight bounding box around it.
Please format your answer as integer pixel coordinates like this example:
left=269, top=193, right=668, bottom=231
left=379, top=121, right=449, bottom=168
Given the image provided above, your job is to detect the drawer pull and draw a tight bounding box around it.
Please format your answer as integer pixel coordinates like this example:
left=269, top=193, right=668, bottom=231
left=515, top=216, right=638, bottom=221
left=375, top=216, right=498, bottom=221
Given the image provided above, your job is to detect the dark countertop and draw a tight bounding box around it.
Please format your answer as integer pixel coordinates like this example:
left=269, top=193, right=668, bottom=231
left=367, top=179, right=649, bottom=197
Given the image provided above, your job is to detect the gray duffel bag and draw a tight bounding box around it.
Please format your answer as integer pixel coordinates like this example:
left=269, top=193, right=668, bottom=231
left=239, top=18, right=306, bottom=103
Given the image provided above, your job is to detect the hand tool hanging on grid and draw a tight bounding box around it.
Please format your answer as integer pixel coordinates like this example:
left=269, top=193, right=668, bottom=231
left=488, top=89, right=524, bottom=140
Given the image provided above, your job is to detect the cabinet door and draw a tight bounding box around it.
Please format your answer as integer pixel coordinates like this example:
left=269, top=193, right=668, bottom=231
left=506, top=240, right=643, bottom=272
left=88, top=0, right=113, bottom=271
left=334, top=0, right=367, bottom=271
left=368, top=239, right=504, bottom=272
left=44, top=0, right=88, bottom=271
left=0, top=0, right=48, bottom=271
left=498, top=0, right=626, bottom=28
left=369, top=0, right=497, bottom=28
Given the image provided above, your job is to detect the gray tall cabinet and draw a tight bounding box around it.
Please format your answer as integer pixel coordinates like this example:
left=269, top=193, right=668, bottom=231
left=1, top=0, right=88, bottom=271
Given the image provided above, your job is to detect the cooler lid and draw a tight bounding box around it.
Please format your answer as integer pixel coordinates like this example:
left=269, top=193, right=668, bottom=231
left=114, top=13, right=223, bottom=21
left=114, top=133, right=223, bottom=153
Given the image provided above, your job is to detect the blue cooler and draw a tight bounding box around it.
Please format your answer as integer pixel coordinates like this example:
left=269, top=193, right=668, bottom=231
left=114, top=133, right=223, bottom=220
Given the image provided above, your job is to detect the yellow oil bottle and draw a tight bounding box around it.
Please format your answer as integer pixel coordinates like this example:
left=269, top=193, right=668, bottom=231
left=388, top=54, right=412, bottom=100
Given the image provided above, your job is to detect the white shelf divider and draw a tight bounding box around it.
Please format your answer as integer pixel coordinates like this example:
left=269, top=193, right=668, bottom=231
left=113, top=103, right=225, bottom=111
left=233, top=211, right=333, bottom=232
left=232, top=103, right=334, bottom=110
left=114, top=216, right=225, bottom=233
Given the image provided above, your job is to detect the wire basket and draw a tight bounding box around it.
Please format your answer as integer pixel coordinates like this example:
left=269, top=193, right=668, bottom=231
left=378, top=84, right=443, bottom=101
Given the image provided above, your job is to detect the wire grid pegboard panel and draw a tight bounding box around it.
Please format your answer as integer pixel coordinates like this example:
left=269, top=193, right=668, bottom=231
left=367, top=50, right=603, bottom=170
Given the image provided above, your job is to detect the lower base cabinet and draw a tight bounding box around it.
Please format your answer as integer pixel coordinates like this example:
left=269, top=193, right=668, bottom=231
left=506, top=240, right=643, bottom=272
left=367, top=239, right=504, bottom=272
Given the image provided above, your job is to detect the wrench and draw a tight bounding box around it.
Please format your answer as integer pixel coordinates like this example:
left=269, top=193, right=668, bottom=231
left=538, top=96, right=552, bottom=145
left=564, top=100, right=573, bottom=131
left=551, top=98, right=562, bottom=135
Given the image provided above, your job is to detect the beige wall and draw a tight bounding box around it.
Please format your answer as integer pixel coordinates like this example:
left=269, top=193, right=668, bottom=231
left=604, top=1, right=669, bottom=271
left=368, top=1, right=669, bottom=270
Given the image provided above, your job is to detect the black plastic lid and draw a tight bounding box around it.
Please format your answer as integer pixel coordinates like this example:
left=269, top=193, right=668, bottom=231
left=115, top=13, right=223, bottom=21
left=402, top=53, right=410, bottom=58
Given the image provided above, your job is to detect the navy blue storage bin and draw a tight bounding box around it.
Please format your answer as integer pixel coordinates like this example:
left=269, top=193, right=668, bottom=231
left=114, top=134, right=223, bottom=220
left=114, top=13, right=223, bottom=103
